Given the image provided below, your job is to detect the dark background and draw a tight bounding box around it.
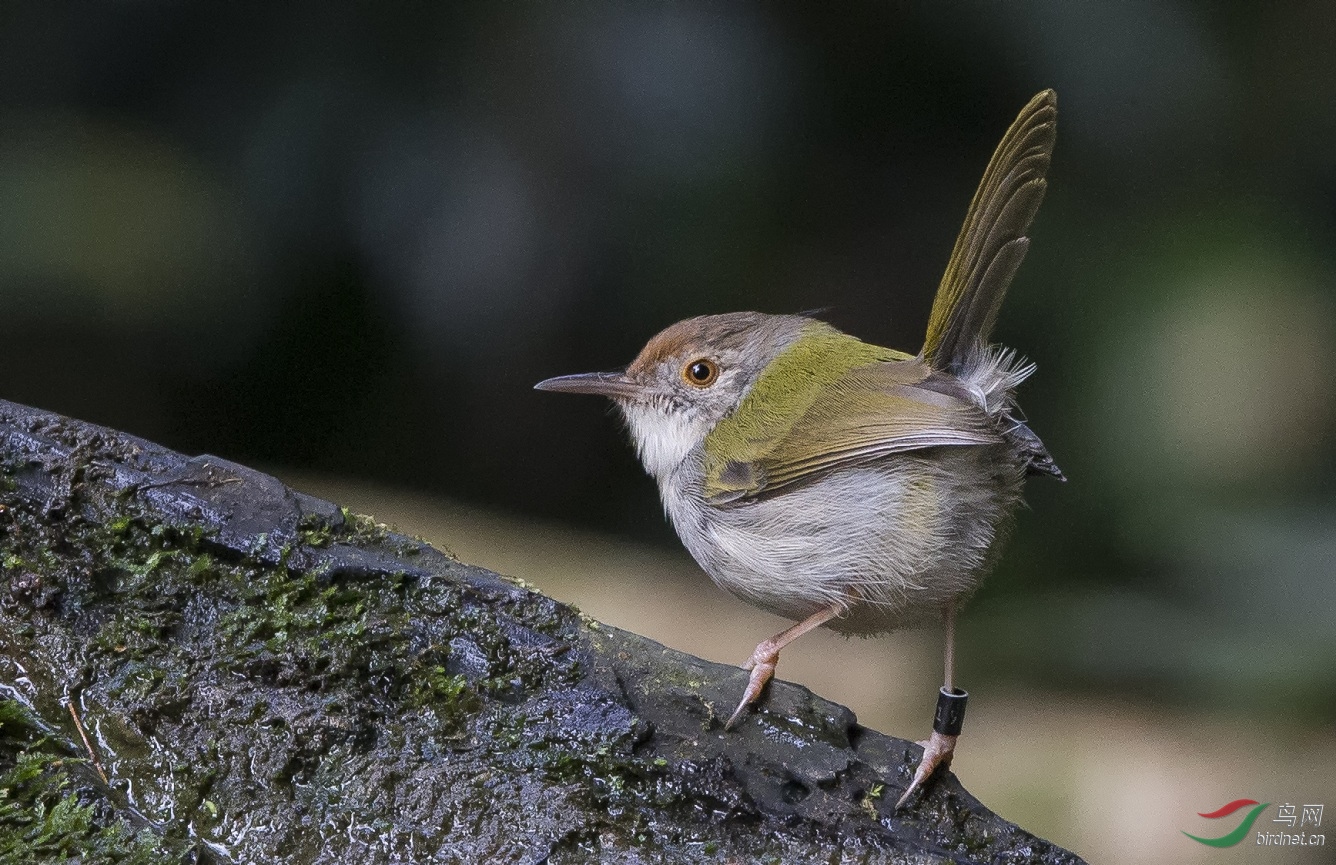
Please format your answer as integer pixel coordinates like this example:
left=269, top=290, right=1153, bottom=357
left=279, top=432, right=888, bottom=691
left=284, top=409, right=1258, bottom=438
left=2, top=4, right=1334, bottom=860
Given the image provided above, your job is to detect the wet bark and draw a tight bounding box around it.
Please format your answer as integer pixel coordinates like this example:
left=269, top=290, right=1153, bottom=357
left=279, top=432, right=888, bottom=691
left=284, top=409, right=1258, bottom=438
left=0, top=398, right=1084, bottom=864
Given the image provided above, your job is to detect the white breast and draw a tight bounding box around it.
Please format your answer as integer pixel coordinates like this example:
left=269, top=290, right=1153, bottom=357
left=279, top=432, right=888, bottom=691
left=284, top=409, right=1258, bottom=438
left=619, top=402, right=712, bottom=485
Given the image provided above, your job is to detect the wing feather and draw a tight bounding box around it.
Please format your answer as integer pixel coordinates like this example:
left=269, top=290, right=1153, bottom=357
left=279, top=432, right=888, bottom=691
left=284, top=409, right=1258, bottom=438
left=702, top=359, right=999, bottom=503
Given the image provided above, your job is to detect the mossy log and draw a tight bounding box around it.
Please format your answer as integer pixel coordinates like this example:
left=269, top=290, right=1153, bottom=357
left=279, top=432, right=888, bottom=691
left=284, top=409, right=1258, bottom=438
left=0, top=398, right=1084, bottom=864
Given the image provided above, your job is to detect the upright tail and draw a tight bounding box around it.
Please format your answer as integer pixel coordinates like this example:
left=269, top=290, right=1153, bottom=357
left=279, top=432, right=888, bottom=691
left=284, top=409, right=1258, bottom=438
left=921, top=90, right=1057, bottom=373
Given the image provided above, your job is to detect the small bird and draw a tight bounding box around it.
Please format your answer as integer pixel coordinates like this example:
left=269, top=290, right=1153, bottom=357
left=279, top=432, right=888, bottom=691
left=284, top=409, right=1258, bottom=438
left=536, top=91, right=1061, bottom=807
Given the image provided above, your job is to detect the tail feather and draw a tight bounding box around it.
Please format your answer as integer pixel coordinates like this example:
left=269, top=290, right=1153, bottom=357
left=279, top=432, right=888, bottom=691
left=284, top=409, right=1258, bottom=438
left=922, top=90, right=1057, bottom=372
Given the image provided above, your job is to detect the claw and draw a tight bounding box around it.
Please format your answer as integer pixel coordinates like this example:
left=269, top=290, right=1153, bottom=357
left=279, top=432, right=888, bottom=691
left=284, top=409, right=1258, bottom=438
left=721, top=602, right=846, bottom=731
left=724, top=649, right=777, bottom=729
left=895, top=730, right=957, bottom=809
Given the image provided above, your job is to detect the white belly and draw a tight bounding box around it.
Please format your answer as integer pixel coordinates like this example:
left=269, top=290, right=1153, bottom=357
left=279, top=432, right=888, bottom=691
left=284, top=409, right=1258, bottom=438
left=663, top=447, right=1022, bottom=634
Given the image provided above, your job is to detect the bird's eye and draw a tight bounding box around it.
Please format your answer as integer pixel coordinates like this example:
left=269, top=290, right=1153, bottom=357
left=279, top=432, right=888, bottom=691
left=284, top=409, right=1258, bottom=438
left=682, top=359, right=719, bottom=387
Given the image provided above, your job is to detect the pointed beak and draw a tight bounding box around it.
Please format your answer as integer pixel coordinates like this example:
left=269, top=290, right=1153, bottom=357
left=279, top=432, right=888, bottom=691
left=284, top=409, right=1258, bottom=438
left=533, top=371, right=644, bottom=400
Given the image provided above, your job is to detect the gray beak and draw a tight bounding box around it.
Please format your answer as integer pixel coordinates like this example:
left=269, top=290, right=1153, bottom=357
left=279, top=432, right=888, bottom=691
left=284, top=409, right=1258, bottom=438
left=533, top=371, right=644, bottom=400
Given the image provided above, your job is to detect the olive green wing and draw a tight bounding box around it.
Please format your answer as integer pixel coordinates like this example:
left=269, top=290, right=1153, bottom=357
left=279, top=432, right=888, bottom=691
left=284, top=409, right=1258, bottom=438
left=922, top=89, right=1057, bottom=371
left=701, top=359, right=1001, bottom=504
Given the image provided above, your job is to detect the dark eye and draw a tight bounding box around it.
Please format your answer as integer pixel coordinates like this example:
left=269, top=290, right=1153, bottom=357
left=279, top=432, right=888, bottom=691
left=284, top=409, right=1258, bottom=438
left=683, top=358, right=719, bottom=387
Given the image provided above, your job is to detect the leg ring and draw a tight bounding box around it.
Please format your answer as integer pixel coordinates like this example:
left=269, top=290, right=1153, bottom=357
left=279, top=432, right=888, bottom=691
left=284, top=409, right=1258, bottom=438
left=932, top=686, right=968, bottom=736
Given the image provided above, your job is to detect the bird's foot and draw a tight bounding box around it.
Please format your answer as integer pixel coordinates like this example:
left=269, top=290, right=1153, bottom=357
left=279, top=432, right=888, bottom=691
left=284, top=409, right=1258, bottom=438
left=724, top=646, right=778, bottom=729
left=722, top=604, right=846, bottom=731
left=895, top=730, right=957, bottom=809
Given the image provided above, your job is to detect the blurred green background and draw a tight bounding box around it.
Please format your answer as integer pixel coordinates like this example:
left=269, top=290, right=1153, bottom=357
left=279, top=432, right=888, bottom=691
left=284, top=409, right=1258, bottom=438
left=2, top=3, right=1333, bottom=862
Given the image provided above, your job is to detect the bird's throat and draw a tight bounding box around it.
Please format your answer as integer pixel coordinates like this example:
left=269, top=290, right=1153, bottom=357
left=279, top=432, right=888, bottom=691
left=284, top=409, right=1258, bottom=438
left=619, top=401, right=711, bottom=485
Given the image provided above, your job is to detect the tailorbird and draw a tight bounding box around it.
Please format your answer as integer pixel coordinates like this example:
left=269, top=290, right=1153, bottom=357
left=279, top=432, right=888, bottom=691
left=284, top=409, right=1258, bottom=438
left=536, top=90, right=1062, bottom=807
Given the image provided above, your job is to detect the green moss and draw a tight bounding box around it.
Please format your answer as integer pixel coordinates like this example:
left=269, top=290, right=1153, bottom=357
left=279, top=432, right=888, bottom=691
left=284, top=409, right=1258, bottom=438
left=218, top=569, right=367, bottom=652
left=114, top=548, right=180, bottom=577
left=497, top=712, right=676, bottom=819
left=0, top=701, right=33, bottom=738
left=91, top=616, right=155, bottom=662
left=0, top=542, right=60, bottom=576
left=0, top=699, right=181, bottom=864
left=406, top=666, right=472, bottom=708
left=341, top=508, right=390, bottom=545
left=185, top=553, right=214, bottom=579
left=406, top=667, right=481, bottom=736
left=297, top=513, right=337, bottom=548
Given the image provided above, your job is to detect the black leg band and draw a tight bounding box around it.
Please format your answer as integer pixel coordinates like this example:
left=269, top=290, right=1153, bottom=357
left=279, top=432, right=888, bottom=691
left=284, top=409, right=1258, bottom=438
left=932, top=686, right=967, bottom=736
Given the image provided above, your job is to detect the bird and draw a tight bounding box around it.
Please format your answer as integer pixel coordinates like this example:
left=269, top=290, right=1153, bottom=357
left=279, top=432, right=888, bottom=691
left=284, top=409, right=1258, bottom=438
left=535, top=90, right=1061, bottom=807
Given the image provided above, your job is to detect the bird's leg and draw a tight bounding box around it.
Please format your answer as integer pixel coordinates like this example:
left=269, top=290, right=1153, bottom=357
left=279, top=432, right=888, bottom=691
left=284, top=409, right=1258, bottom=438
left=897, top=602, right=968, bottom=808
left=724, top=600, right=845, bottom=730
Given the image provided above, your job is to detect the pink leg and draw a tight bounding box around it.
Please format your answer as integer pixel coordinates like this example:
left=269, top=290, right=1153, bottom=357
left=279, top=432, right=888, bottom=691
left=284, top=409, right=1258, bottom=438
left=724, top=601, right=846, bottom=730
left=897, top=602, right=960, bottom=808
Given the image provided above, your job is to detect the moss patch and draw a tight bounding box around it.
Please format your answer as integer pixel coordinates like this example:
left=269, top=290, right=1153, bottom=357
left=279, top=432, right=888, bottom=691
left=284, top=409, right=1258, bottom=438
left=0, top=699, right=182, bottom=864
